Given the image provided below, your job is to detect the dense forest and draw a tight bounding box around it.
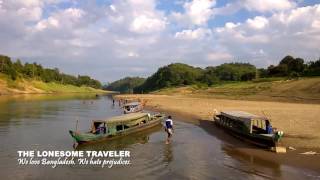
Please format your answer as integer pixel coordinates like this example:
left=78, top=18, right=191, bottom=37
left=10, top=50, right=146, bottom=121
left=106, top=55, right=320, bottom=93
left=104, top=77, right=145, bottom=93
left=0, top=55, right=102, bottom=89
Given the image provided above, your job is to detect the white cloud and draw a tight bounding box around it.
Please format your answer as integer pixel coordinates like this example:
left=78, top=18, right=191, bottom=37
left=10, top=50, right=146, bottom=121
left=246, top=16, right=269, bottom=29
left=128, top=51, right=139, bottom=57
left=107, top=0, right=166, bottom=34
left=64, top=8, right=84, bottom=18
left=34, top=8, right=85, bottom=31
left=8, top=0, right=43, bottom=8
left=214, top=0, right=296, bottom=16
left=130, top=15, right=166, bottom=33
left=69, top=38, right=94, bottom=48
left=207, top=52, right=233, bottom=61
left=244, top=0, right=296, bottom=12
left=213, top=4, right=320, bottom=66
left=17, top=6, right=42, bottom=21
left=35, top=17, right=59, bottom=31
left=175, top=28, right=211, bottom=40
left=0, top=0, right=45, bottom=22
left=312, top=20, right=320, bottom=29
left=184, top=0, right=216, bottom=25
left=110, top=4, right=116, bottom=12
left=225, top=22, right=240, bottom=29
left=170, top=0, right=216, bottom=27
left=1, top=1, right=320, bottom=82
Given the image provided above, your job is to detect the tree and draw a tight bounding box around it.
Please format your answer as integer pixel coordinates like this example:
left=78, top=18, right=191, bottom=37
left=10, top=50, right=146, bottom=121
left=201, top=67, right=219, bottom=86
left=305, top=58, right=320, bottom=76
left=23, top=63, right=34, bottom=78
left=106, top=77, right=145, bottom=93
left=268, top=64, right=288, bottom=77
left=136, top=63, right=204, bottom=92
left=258, top=68, right=268, bottom=78
left=13, top=59, right=24, bottom=74
left=278, top=55, right=305, bottom=75
left=0, top=54, right=103, bottom=89
left=214, top=63, right=256, bottom=81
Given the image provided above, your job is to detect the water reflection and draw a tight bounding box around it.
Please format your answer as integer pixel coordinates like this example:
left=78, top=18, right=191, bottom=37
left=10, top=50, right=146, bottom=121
left=162, top=143, right=173, bottom=166
left=0, top=94, right=103, bottom=123
left=0, top=93, right=102, bottom=103
left=222, top=145, right=282, bottom=179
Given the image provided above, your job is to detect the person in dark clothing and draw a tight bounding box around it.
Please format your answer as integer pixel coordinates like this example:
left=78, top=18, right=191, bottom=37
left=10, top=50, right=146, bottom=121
left=266, top=120, right=273, bottom=134
left=165, top=116, right=174, bottom=144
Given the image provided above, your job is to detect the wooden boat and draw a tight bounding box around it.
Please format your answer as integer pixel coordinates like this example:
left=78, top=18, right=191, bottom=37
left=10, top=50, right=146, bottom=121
left=69, top=112, right=165, bottom=144
left=74, top=125, right=162, bottom=150
left=213, top=111, right=284, bottom=150
left=123, top=102, right=143, bottom=114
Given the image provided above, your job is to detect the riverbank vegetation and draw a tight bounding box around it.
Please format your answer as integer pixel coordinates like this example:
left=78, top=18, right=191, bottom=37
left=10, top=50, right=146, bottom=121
left=0, top=54, right=102, bottom=89
left=0, top=73, right=105, bottom=94
left=106, top=55, right=320, bottom=94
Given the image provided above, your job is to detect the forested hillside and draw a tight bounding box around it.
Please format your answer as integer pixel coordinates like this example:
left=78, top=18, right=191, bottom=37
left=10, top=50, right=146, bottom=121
left=107, top=55, right=320, bottom=93
left=0, top=55, right=102, bottom=89
left=104, top=77, right=145, bottom=93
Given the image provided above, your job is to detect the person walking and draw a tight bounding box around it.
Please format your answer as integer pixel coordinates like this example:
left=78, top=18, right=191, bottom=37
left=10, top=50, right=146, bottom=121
left=165, top=115, right=174, bottom=144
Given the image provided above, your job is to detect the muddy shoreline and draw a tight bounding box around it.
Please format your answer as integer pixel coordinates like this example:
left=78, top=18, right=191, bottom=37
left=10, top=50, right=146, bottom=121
left=145, top=104, right=320, bottom=173
left=115, top=94, right=320, bottom=172
left=115, top=94, right=320, bottom=148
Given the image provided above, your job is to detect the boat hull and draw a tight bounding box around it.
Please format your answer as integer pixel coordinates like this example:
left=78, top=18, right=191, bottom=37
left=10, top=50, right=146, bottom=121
left=214, top=120, right=278, bottom=148
left=69, top=116, right=163, bottom=144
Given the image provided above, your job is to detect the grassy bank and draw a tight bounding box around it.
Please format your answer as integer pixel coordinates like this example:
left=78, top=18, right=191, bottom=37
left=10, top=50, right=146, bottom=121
left=0, top=73, right=108, bottom=94
left=153, top=77, right=320, bottom=104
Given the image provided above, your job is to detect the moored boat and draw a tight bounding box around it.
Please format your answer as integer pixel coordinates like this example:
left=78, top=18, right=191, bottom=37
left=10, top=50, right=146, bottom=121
left=69, top=112, right=165, bottom=144
left=123, top=102, right=143, bottom=114
left=213, top=111, right=285, bottom=152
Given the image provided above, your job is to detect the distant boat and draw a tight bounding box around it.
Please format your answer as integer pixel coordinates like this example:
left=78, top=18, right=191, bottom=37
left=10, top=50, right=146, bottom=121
left=213, top=111, right=284, bottom=150
left=123, top=102, right=144, bottom=114
left=69, top=112, right=165, bottom=144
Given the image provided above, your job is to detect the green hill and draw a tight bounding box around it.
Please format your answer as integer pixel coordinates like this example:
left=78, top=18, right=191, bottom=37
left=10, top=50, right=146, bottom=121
left=0, top=73, right=106, bottom=95
left=104, top=77, right=145, bottom=93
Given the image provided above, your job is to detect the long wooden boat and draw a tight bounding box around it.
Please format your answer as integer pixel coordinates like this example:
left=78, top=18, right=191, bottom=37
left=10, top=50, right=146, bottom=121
left=213, top=111, right=285, bottom=150
left=123, top=102, right=143, bottom=114
left=69, top=112, right=165, bottom=144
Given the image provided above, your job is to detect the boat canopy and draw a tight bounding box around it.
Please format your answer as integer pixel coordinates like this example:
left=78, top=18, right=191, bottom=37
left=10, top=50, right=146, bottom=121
left=220, top=111, right=269, bottom=133
left=93, top=112, right=149, bottom=125
left=123, top=102, right=141, bottom=107
left=221, top=111, right=268, bottom=121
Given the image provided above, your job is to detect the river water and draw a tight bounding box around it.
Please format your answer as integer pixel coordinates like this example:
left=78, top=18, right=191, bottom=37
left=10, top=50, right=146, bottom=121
left=0, top=94, right=319, bottom=180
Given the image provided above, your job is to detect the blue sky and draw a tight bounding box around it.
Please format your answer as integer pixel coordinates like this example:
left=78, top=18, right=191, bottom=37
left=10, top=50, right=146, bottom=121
left=0, top=0, right=319, bottom=82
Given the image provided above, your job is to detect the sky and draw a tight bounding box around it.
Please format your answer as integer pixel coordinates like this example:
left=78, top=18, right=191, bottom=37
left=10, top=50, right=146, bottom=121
left=0, top=0, right=320, bottom=82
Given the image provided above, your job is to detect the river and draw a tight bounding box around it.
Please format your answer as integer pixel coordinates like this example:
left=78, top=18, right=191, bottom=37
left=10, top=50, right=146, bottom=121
left=0, top=94, right=319, bottom=179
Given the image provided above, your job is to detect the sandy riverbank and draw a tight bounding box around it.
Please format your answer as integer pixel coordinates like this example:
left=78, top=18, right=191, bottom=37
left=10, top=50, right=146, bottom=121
left=116, top=94, right=320, bottom=149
